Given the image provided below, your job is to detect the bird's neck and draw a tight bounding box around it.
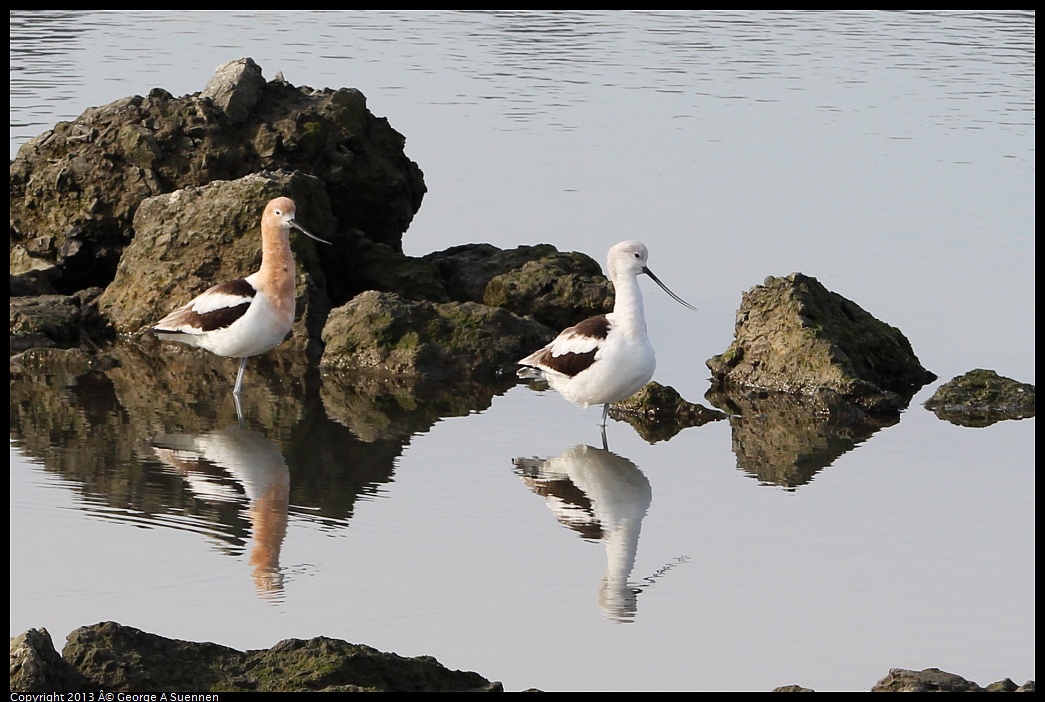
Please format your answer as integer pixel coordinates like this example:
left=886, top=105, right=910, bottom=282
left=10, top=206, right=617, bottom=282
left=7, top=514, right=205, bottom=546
left=257, top=227, right=297, bottom=311
left=611, top=274, right=647, bottom=337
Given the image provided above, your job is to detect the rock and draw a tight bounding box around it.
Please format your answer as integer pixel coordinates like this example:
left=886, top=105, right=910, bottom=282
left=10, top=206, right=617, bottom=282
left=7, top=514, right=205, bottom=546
left=984, top=678, right=1021, bottom=692
left=10, top=58, right=425, bottom=295
left=425, top=243, right=556, bottom=303
left=325, top=229, right=449, bottom=305
left=10, top=628, right=89, bottom=693
left=320, top=290, right=553, bottom=381
left=924, top=369, right=1035, bottom=427
left=779, top=669, right=1034, bottom=692
left=10, top=268, right=59, bottom=296
left=96, top=171, right=332, bottom=357
left=609, top=381, right=727, bottom=442
left=707, top=273, right=936, bottom=413
left=870, top=667, right=985, bottom=692
left=10, top=294, right=83, bottom=351
left=10, top=287, right=108, bottom=352
left=10, top=622, right=1034, bottom=693
left=200, top=57, right=267, bottom=123
left=50, top=621, right=501, bottom=692
left=425, top=243, right=613, bottom=330
left=10, top=244, right=62, bottom=291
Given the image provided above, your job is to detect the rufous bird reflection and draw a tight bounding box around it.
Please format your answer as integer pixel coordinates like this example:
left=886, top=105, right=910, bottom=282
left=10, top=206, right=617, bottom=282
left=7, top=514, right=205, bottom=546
left=150, top=425, right=290, bottom=601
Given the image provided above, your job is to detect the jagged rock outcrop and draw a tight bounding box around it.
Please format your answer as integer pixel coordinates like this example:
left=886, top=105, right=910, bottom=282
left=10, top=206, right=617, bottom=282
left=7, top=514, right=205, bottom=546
left=10, top=57, right=425, bottom=296
left=10, top=629, right=89, bottom=693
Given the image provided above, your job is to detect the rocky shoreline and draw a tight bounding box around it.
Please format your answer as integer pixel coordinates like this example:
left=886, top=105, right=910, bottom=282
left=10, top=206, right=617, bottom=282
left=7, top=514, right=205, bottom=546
left=10, top=623, right=1035, bottom=692
left=11, top=57, right=1033, bottom=427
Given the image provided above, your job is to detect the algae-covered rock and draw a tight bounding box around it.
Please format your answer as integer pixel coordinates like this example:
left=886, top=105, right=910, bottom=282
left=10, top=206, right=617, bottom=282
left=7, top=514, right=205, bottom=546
left=924, top=368, right=1035, bottom=427
left=609, top=381, right=726, bottom=442
left=320, top=290, right=553, bottom=381
left=483, top=250, right=613, bottom=331
left=870, top=667, right=985, bottom=692
left=707, top=273, right=936, bottom=413
left=425, top=243, right=613, bottom=330
left=54, top=621, right=500, bottom=692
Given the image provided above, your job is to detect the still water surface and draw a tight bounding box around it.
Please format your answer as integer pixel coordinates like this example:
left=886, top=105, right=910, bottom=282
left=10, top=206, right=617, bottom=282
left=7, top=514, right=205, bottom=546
left=9, top=11, right=1034, bottom=691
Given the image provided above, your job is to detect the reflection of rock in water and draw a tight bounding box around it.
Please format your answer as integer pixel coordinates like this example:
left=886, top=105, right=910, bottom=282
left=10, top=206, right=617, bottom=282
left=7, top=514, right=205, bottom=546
left=151, top=426, right=290, bottom=602
left=320, top=370, right=514, bottom=442
left=706, top=388, right=897, bottom=489
left=513, top=444, right=651, bottom=623
left=10, top=341, right=506, bottom=534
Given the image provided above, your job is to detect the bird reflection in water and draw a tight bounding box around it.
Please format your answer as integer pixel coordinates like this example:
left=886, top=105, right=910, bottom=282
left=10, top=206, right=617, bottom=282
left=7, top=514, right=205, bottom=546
left=513, top=444, right=652, bottom=622
left=150, top=425, right=290, bottom=601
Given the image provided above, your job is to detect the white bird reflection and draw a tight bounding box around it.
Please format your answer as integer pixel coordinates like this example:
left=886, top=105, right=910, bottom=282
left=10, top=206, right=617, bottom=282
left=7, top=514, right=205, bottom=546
left=513, top=444, right=652, bottom=622
left=149, top=425, right=290, bottom=602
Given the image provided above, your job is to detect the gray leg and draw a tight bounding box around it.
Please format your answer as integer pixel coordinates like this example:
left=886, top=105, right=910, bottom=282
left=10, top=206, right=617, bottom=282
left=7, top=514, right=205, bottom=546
left=233, top=357, right=248, bottom=395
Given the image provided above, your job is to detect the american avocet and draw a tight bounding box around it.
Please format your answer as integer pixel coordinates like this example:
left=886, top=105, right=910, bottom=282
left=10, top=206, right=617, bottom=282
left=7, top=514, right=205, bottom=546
left=517, top=240, right=696, bottom=426
left=152, top=196, right=330, bottom=396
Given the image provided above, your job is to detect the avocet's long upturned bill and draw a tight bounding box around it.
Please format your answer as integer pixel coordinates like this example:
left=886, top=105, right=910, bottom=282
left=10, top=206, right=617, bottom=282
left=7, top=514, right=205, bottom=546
left=517, top=240, right=697, bottom=425
left=152, top=196, right=330, bottom=396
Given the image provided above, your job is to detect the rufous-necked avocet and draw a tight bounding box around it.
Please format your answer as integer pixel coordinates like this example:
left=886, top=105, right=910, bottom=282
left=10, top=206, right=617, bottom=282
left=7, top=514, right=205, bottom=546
left=152, top=196, right=330, bottom=396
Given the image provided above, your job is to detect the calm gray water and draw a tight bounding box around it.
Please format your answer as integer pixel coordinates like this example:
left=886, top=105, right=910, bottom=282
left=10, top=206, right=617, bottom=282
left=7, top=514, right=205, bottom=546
left=9, top=11, right=1034, bottom=692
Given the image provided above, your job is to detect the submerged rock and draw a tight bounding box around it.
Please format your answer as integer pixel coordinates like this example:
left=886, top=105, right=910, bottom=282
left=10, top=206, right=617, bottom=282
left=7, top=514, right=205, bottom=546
left=609, top=381, right=727, bottom=442
left=924, top=369, right=1035, bottom=427
left=707, top=273, right=936, bottom=414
